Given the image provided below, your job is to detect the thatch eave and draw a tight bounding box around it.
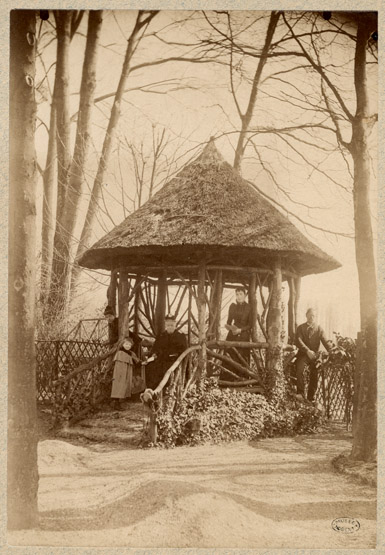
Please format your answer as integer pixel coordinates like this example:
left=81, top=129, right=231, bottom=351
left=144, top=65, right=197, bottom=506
left=78, top=243, right=341, bottom=279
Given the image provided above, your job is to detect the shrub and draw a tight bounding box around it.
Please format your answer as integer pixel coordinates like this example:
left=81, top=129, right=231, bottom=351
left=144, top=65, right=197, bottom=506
left=154, top=377, right=325, bottom=448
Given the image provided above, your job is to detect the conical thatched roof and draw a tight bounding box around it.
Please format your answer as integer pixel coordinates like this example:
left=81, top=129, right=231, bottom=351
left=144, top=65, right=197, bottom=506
left=79, top=140, right=341, bottom=278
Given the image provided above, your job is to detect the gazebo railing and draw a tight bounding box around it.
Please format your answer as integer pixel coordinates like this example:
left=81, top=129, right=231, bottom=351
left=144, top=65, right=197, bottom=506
left=37, top=337, right=353, bottom=430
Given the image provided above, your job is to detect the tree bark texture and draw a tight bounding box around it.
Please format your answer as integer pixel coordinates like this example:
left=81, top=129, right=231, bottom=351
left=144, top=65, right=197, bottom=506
left=8, top=9, right=39, bottom=530
left=349, top=17, right=377, bottom=462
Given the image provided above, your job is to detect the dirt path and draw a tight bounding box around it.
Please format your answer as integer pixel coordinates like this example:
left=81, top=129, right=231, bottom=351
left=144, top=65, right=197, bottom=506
left=9, top=429, right=376, bottom=549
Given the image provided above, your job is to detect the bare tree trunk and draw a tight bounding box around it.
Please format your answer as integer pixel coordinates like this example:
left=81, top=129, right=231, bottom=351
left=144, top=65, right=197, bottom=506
left=64, top=10, right=103, bottom=242
left=40, top=86, right=57, bottom=300
left=49, top=10, right=103, bottom=316
left=73, top=11, right=158, bottom=280
left=53, top=10, right=72, bottom=219
left=233, top=11, right=280, bottom=173
left=8, top=9, right=39, bottom=529
left=349, top=17, right=377, bottom=462
left=47, top=11, right=72, bottom=319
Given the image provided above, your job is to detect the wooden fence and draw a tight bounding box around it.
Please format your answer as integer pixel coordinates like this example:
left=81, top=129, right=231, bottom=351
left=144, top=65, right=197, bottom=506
left=36, top=340, right=107, bottom=403
left=35, top=339, right=354, bottom=426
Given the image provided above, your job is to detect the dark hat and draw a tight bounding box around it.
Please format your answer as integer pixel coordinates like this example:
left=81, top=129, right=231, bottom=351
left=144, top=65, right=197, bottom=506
left=165, top=313, right=176, bottom=321
left=104, top=305, right=115, bottom=316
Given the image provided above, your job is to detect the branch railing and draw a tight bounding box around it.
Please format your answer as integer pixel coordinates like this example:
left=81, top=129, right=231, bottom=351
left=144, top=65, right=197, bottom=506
left=36, top=337, right=353, bottom=433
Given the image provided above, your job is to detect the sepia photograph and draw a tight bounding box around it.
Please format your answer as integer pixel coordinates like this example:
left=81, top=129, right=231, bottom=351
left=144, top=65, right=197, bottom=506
left=7, top=6, right=381, bottom=550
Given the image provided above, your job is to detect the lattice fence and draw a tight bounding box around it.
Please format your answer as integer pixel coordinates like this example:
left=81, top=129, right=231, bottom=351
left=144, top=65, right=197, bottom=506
left=289, top=362, right=354, bottom=424
left=315, top=366, right=354, bottom=424
left=36, top=340, right=108, bottom=402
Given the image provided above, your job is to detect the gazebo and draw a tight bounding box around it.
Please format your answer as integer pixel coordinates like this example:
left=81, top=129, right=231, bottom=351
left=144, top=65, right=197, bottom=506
left=78, top=139, right=340, bottom=391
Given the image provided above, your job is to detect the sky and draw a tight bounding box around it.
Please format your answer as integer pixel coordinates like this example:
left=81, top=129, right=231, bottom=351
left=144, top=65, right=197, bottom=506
left=33, top=10, right=378, bottom=339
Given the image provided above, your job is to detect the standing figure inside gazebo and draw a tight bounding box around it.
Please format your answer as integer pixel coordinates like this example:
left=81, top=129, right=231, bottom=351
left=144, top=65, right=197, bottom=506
left=145, top=314, right=187, bottom=390
left=221, top=287, right=252, bottom=380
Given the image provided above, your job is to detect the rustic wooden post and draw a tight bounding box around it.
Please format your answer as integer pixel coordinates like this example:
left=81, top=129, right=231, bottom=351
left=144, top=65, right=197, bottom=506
left=155, top=269, right=167, bottom=335
left=133, top=273, right=142, bottom=335
left=214, top=269, right=223, bottom=341
left=208, top=269, right=223, bottom=340
left=107, top=270, right=118, bottom=313
left=149, top=411, right=157, bottom=444
left=266, top=259, right=284, bottom=401
left=294, top=276, right=301, bottom=329
left=106, top=270, right=118, bottom=343
left=288, top=276, right=296, bottom=343
left=249, top=272, right=258, bottom=342
left=197, top=261, right=207, bottom=380
left=118, top=269, right=130, bottom=338
left=187, top=276, right=192, bottom=344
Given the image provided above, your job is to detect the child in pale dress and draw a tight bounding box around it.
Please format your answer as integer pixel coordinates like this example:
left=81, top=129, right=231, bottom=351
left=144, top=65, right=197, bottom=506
left=111, top=336, right=140, bottom=408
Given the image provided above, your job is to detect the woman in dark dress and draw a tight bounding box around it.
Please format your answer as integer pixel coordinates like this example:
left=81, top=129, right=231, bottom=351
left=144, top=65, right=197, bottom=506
left=221, top=287, right=252, bottom=380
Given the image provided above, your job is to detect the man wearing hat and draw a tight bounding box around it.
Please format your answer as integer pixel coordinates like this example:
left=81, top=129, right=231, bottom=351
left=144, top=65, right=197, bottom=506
left=145, top=314, right=187, bottom=390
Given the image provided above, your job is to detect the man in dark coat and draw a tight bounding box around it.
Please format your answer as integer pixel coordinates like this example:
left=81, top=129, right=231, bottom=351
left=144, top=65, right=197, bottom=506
left=295, top=307, right=331, bottom=401
left=145, top=314, right=187, bottom=390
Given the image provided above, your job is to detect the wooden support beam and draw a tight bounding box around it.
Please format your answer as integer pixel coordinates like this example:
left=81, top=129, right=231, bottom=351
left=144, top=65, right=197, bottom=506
left=249, top=272, right=258, bottom=342
left=133, top=273, right=141, bottom=336
left=268, top=260, right=282, bottom=347
left=288, top=276, right=296, bottom=343
left=187, top=277, right=192, bottom=345
left=294, top=276, right=301, bottom=331
left=208, top=269, right=223, bottom=340
left=107, top=270, right=118, bottom=313
left=118, top=269, right=129, bottom=339
left=119, top=264, right=299, bottom=280
left=197, top=261, right=207, bottom=380
left=215, top=270, right=223, bottom=340
left=266, top=259, right=284, bottom=401
left=206, top=349, right=257, bottom=380
left=154, top=269, right=167, bottom=335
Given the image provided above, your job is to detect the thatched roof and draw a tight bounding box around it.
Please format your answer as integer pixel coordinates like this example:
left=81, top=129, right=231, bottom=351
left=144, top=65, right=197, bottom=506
left=78, top=140, right=341, bottom=278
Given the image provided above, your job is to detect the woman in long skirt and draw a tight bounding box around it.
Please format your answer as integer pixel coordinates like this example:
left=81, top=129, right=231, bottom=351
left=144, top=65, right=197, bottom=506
left=111, top=337, right=139, bottom=407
